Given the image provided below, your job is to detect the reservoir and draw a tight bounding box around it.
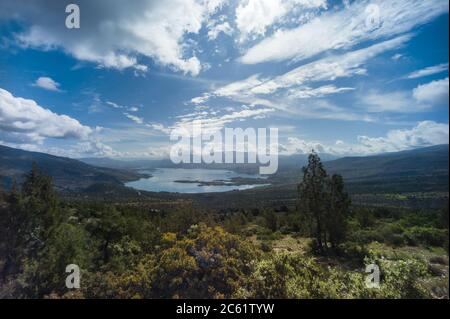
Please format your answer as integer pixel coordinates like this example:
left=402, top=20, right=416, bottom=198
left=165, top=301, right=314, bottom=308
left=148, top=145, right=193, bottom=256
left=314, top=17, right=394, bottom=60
left=125, top=168, right=269, bottom=193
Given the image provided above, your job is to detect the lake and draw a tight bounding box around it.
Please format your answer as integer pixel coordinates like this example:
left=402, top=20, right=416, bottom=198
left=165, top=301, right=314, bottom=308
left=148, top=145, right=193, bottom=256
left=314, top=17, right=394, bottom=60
left=125, top=168, right=269, bottom=193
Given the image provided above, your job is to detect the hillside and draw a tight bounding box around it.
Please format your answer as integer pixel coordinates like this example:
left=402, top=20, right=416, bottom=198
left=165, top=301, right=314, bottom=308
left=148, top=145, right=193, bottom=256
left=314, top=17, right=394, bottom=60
left=324, top=144, right=449, bottom=193
left=1, top=144, right=448, bottom=200
left=0, top=145, right=146, bottom=192
left=189, top=145, right=449, bottom=210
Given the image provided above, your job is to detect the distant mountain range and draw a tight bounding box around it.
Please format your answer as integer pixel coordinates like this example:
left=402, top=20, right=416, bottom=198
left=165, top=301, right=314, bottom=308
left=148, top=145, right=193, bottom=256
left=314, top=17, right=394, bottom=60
left=80, top=152, right=340, bottom=174
left=0, top=145, right=147, bottom=192
left=1, top=144, right=448, bottom=194
left=325, top=144, right=449, bottom=193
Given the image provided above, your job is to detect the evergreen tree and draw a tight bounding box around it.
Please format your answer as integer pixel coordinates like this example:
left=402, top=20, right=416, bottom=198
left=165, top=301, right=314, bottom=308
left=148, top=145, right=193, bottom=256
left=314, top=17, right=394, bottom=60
left=326, top=174, right=350, bottom=249
left=297, top=152, right=350, bottom=253
left=297, top=151, right=329, bottom=253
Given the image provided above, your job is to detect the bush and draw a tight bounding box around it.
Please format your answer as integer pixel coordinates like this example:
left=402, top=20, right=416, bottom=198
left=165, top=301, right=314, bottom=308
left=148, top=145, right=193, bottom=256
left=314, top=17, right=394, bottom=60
left=365, top=250, right=431, bottom=299
left=378, top=224, right=406, bottom=247
left=340, top=242, right=368, bottom=261
left=403, top=227, right=448, bottom=247
left=105, top=224, right=260, bottom=299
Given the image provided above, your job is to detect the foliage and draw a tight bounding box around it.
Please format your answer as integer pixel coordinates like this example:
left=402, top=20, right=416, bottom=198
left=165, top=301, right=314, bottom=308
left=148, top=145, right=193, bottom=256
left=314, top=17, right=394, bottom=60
left=0, top=163, right=447, bottom=299
left=297, top=152, right=351, bottom=253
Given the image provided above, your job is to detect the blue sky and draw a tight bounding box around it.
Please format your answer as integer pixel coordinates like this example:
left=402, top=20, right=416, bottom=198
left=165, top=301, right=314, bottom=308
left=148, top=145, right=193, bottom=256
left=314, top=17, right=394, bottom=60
left=0, top=0, right=448, bottom=159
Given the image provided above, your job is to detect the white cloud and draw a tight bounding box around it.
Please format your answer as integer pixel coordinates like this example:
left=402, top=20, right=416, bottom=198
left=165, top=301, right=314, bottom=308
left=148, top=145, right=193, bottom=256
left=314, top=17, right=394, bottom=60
left=247, top=35, right=410, bottom=95
left=106, top=101, right=122, bottom=109
left=33, top=76, right=61, bottom=92
left=240, top=0, right=448, bottom=64
left=0, top=87, right=92, bottom=143
left=191, top=94, right=211, bottom=105
left=356, top=121, right=449, bottom=154
left=282, top=121, right=449, bottom=155
left=391, top=53, right=403, bottom=61
left=146, top=122, right=172, bottom=135
left=360, top=78, right=448, bottom=113
left=235, top=0, right=327, bottom=42
left=281, top=137, right=328, bottom=154
left=407, top=63, right=449, bottom=79
left=286, top=85, right=354, bottom=99
left=412, top=77, right=449, bottom=104
left=190, top=35, right=409, bottom=116
left=124, top=113, right=144, bottom=125
left=285, top=99, right=374, bottom=122
left=208, top=22, right=233, bottom=40
left=3, top=0, right=229, bottom=75
left=361, top=90, right=422, bottom=113
left=171, top=107, right=274, bottom=136
left=214, top=74, right=265, bottom=98
left=128, top=107, right=139, bottom=112
left=107, top=101, right=140, bottom=112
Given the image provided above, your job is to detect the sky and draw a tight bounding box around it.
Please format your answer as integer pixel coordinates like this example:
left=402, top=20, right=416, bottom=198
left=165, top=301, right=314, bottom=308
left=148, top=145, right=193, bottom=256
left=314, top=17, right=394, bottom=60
left=0, top=0, right=448, bottom=159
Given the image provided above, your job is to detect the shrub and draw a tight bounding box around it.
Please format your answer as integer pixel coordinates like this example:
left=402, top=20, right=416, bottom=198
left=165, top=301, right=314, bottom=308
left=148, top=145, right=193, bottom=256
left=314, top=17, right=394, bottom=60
left=365, top=250, right=431, bottom=299
left=403, top=227, right=448, bottom=247
left=112, top=224, right=259, bottom=299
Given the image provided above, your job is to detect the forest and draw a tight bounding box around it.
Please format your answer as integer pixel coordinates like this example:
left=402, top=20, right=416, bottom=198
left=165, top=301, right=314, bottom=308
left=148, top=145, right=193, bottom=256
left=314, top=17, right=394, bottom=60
left=0, top=153, right=448, bottom=299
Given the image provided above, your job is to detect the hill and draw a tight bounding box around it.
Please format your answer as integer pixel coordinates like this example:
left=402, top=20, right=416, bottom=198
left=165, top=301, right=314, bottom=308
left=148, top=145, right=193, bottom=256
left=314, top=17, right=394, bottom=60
left=324, top=144, right=449, bottom=193
left=0, top=144, right=146, bottom=192
left=189, top=145, right=449, bottom=210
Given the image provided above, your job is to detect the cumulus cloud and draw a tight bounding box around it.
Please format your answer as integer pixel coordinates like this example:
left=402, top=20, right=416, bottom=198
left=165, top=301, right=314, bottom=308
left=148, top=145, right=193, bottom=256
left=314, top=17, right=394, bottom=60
left=0, top=87, right=92, bottom=143
left=407, top=63, right=449, bottom=79
left=32, top=76, right=61, bottom=92
left=1, top=0, right=229, bottom=75
left=239, top=0, right=448, bottom=64
left=356, top=121, right=449, bottom=154
left=282, top=121, right=449, bottom=156
left=412, top=77, right=449, bottom=105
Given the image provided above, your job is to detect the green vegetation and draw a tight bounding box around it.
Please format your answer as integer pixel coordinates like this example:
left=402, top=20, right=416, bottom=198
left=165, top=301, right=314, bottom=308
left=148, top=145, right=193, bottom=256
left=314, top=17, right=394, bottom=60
left=0, top=155, right=448, bottom=299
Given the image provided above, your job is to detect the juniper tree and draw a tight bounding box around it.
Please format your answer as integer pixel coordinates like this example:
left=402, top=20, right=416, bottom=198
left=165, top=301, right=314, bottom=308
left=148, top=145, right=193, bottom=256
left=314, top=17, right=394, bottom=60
left=297, top=152, right=350, bottom=253
left=297, top=151, right=329, bottom=252
left=326, top=174, right=350, bottom=249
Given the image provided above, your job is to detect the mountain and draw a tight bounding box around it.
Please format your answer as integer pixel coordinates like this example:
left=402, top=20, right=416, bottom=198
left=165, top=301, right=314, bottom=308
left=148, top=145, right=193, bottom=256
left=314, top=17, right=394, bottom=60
left=80, top=152, right=340, bottom=174
left=324, top=144, right=449, bottom=193
left=191, top=145, right=449, bottom=211
left=82, top=145, right=448, bottom=193
left=80, top=157, right=172, bottom=170
left=0, top=145, right=146, bottom=192
left=1, top=144, right=448, bottom=196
